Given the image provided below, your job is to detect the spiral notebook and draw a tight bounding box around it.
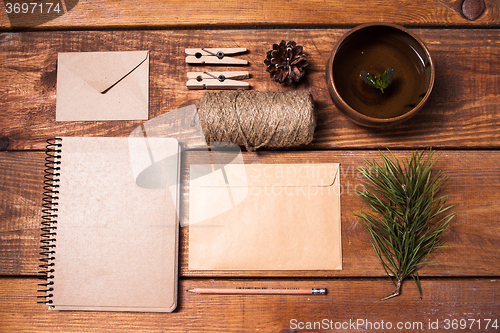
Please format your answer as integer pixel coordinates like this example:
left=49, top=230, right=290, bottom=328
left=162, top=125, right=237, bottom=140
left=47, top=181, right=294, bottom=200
left=39, top=137, right=180, bottom=312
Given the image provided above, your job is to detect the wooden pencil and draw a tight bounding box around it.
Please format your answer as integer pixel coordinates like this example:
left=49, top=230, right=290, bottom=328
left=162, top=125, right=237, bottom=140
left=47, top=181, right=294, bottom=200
left=186, top=288, right=326, bottom=295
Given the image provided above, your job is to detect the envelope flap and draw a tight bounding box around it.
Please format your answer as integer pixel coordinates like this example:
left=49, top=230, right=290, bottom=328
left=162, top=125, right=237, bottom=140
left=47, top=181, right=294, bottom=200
left=58, top=51, right=149, bottom=93
left=244, top=163, right=339, bottom=187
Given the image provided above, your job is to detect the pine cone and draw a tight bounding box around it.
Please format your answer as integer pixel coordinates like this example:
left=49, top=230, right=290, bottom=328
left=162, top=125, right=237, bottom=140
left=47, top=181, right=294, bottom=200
left=264, top=40, right=308, bottom=85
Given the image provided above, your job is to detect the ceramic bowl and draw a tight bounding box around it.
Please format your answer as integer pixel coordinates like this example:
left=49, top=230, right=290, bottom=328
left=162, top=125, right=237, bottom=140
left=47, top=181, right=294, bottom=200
left=326, top=23, right=435, bottom=127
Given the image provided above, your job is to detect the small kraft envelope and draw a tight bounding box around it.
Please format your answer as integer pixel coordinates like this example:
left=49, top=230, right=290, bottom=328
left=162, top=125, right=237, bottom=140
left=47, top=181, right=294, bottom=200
left=189, top=163, right=342, bottom=271
left=56, top=51, right=149, bottom=121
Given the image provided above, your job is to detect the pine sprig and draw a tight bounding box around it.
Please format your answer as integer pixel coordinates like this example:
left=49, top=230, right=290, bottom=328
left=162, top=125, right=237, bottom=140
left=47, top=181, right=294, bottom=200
left=355, top=149, right=454, bottom=301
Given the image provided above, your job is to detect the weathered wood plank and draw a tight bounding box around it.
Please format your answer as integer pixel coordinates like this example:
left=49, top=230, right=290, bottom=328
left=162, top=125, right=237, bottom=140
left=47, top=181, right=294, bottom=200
left=1, top=277, right=498, bottom=332
left=1, top=150, right=499, bottom=277
left=0, top=151, right=45, bottom=275
left=1, top=0, right=499, bottom=31
left=1, top=29, right=499, bottom=151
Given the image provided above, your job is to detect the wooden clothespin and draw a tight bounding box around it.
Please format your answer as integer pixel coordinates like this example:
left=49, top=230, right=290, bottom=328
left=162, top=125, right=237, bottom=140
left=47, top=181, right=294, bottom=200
left=186, top=71, right=250, bottom=90
left=185, top=48, right=248, bottom=65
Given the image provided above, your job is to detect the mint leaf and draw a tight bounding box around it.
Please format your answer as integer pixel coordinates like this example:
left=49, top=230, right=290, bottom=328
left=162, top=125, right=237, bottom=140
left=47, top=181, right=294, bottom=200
left=360, top=67, right=394, bottom=93
left=360, top=70, right=376, bottom=88
left=385, top=67, right=394, bottom=84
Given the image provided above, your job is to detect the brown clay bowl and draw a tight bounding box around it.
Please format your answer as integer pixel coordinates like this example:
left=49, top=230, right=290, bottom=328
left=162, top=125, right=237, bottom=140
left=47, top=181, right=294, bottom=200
left=326, top=23, right=435, bottom=127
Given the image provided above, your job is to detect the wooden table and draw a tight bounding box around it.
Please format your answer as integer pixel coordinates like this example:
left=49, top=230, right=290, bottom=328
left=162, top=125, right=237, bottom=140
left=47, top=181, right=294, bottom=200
left=1, top=1, right=499, bottom=332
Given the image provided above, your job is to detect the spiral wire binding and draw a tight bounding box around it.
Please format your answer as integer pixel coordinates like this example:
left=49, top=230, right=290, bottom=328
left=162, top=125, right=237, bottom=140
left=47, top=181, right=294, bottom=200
left=37, top=138, right=62, bottom=306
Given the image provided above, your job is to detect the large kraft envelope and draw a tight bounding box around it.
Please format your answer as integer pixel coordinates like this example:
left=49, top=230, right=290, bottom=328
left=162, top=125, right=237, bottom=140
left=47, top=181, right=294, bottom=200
left=189, top=163, right=342, bottom=271
left=56, top=51, right=149, bottom=121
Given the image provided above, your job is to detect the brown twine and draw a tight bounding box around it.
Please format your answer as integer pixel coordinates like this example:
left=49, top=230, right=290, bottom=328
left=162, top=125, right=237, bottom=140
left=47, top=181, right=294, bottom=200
left=196, top=90, right=316, bottom=151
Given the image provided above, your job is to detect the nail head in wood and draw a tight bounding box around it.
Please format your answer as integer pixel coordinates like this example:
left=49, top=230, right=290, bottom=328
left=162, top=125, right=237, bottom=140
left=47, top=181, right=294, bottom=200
left=461, top=0, right=486, bottom=21
left=0, top=136, right=10, bottom=150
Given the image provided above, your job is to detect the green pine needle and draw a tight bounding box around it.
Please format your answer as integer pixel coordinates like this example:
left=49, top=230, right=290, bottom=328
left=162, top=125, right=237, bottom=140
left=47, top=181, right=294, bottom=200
left=355, top=149, right=454, bottom=301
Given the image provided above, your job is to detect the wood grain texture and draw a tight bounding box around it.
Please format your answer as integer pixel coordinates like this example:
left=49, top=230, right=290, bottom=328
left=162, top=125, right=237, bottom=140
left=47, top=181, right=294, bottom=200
left=1, top=0, right=500, bottom=30
left=1, top=29, right=500, bottom=151
left=1, top=2, right=498, bottom=329
left=2, top=150, right=499, bottom=277
left=1, top=277, right=498, bottom=332
left=0, top=151, right=45, bottom=275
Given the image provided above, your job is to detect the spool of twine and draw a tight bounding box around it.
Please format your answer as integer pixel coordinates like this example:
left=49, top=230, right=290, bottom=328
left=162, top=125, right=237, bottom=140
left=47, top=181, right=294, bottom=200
left=196, top=90, right=316, bottom=151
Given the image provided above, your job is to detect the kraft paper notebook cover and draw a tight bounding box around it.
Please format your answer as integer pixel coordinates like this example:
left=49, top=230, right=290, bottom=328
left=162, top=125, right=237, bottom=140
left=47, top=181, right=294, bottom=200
left=40, top=137, right=180, bottom=312
left=189, top=163, right=342, bottom=271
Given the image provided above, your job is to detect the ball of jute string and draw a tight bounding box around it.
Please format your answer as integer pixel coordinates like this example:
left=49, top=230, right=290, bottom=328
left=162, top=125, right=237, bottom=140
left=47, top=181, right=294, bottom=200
left=196, top=90, right=316, bottom=151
